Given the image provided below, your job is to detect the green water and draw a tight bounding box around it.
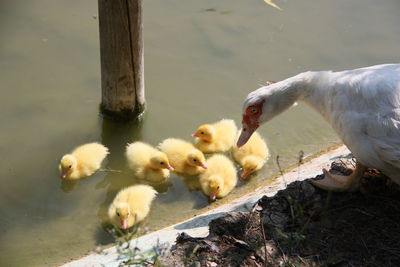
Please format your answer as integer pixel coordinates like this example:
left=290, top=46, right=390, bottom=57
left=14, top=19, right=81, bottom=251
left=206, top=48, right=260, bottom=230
left=0, top=0, right=399, bottom=266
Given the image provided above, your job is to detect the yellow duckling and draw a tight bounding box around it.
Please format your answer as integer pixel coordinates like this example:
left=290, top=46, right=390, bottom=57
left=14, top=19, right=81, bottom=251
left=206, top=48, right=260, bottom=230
left=199, top=154, right=237, bottom=201
left=108, top=184, right=157, bottom=230
left=59, top=142, right=109, bottom=180
left=232, top=130, right=269, bottom=179
left=192, top=119, right=237, bottom=153
left=158, top=138, right=207, bottom=175
left=125, top=142, right=174, bottom=182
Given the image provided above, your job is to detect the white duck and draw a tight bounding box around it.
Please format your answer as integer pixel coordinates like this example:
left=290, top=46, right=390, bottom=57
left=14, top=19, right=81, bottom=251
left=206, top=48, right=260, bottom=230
left=237, top=64, right=400, bottom=191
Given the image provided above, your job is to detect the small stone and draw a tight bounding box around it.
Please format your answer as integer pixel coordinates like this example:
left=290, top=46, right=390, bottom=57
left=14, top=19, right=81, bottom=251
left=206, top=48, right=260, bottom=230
left=209, top=262, right=217, bottom=267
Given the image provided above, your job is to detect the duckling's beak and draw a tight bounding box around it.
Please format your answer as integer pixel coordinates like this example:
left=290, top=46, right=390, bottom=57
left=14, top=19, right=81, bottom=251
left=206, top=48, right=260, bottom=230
left=120, top=219, right=128, bottom=230
left=60, top=172, right=67, bottom=179
left=237, top=125, right=258, bottom=147
left=199, top=162, right=207, bottom=169
left=165, top=165, right=174, bottom=171
left=209, top=191, right=217, bottom=202
left=240, top=171, right=250, bottom=179
left=191, top=133, right=200, bottom=138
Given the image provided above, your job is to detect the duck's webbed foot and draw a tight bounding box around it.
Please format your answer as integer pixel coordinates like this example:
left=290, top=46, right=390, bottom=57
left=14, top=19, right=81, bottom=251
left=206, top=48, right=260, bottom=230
left=309, top=162, right=367, bottom=192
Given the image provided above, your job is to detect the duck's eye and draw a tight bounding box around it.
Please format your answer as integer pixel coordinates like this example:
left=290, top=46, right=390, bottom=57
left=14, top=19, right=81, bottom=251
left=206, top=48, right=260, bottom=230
left=116, top=212, right=120, bottom=217
left=68, top=165, right=72, bottom=169
left=200, top=131, right=204, bottom=135
left=251, top=108, right=257, bottom=114
left=193, top=159, right=197, bottom=162
left=217, top=186, right=220, bottom=189
left=160, top=162, right=164, bottom=165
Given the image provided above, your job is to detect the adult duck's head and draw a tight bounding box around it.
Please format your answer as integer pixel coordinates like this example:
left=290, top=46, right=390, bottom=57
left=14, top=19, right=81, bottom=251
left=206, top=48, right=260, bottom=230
left=237, top=97, right=264, bottom=147
left=237, top=80, right=300, bottom=147
left=236, top=81, right=273, bottom=147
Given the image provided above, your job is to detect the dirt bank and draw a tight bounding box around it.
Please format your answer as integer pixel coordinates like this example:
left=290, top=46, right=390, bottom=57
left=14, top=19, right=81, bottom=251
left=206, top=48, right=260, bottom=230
left=159, top=159, right=400, bottom=267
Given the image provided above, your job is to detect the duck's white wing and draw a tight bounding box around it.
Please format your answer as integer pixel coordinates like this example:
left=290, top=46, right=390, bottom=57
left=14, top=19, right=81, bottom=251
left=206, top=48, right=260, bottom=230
left=367, top=109, right=400, bottom=171
left=365, top=67, right=400, bottom=171
left=361, top=71, right=400, bottom=180
left=329, top=65, right=400, bottom=174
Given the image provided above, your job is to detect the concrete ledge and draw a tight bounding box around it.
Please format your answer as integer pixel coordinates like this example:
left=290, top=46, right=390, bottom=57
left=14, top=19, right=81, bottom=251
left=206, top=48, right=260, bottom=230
left=62, top=145, right=350, bottom=267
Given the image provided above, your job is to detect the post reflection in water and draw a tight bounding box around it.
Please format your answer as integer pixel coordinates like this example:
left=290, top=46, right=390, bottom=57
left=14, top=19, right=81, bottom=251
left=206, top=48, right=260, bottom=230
left=96, top=116, right=144, bottom=229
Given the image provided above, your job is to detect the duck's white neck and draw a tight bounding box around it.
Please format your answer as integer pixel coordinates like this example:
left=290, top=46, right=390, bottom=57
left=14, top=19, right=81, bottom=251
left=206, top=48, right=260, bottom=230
left=296, top=71, right=333, bottom=121
left=264, top=71, right=332, bottom=122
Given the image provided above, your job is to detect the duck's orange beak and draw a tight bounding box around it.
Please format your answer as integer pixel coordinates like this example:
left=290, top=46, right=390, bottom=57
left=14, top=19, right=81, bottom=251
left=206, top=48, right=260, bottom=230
left=209, top=191, right=217, bottom=202
left=60, top=172, right=67, bottom=179
left=199, top=162, right=207, bottom=169
left=120, top=219, right=128, bottom=230
left=165, top=165, right=174, bottom=171
left=237, top=125, right=258, bottom=147
left=191, top=133, right=200, bottom=138
left=240, top=170, right=250, bottom=179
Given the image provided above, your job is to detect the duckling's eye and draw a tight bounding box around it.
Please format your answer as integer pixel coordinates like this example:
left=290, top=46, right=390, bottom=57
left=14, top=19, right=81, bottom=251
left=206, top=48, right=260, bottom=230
left=193, top=159, right=197, bottom=162
left=200, top=131, right=204, bottom=135
left=160, top=162, right=164, bottom=165
left=68, top=165, right=72, bottom=169
left=217, top=186, right=220, bottom=189
left=116, top=212, right=120, bottom=217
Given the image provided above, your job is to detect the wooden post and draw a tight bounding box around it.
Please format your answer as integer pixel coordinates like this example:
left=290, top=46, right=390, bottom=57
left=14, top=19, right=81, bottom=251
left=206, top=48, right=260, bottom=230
left=98, top=0, right=145, bottom=120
